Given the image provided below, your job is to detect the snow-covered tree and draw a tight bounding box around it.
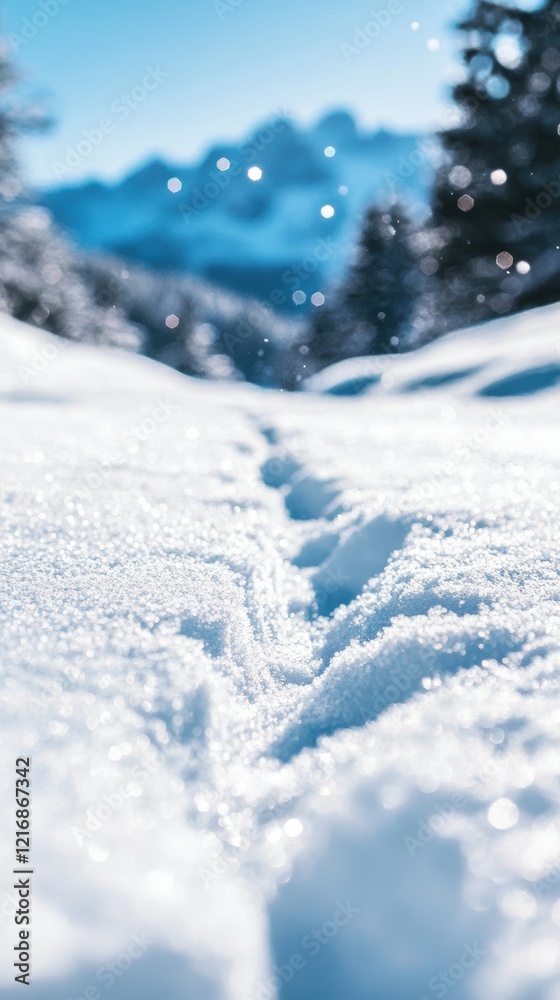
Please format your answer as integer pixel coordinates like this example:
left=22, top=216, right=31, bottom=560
left=0, top=39, right=22, bottom=204
left=0, top=210, right=140, bottom=347
left=79, top=255, right=302, bottom=384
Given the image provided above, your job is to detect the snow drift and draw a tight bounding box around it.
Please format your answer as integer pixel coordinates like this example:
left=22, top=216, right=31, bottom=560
left=0, top=306, right=559, bottom=1000
left=303, top=300, right=560, bottom=398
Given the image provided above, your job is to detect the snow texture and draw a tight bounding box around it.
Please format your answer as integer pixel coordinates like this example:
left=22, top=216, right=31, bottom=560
left=0, top=307, right=559, bottom=1000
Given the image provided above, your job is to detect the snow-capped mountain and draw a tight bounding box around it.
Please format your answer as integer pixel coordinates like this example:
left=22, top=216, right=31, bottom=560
left=40, top=112, right=436, bottom=309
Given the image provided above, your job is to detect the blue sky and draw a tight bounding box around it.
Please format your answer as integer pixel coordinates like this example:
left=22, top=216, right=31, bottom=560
left=3, top=0, right=469, bottom=187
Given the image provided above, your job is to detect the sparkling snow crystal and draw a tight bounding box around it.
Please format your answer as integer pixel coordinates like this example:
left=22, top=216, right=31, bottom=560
left=0, top=309, right=559, bottom=1000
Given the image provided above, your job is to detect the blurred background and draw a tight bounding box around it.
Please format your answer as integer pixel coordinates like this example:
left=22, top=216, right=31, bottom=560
left=0, top=0, right=557, bottom=388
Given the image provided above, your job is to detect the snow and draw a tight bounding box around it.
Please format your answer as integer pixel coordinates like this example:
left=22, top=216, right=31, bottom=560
left=0, top=308, right=559, bottom=1000
left=304, top=301, right=560, bottom=397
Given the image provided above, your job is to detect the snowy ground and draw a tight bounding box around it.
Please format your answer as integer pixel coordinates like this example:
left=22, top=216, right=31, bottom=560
left=0, top=309, right=559, bottom=1000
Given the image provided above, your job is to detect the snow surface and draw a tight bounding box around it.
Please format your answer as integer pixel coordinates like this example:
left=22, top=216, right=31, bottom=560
left=0, top=309, right=559, bottom=1000
left=304, top=301, right=560, bottom=398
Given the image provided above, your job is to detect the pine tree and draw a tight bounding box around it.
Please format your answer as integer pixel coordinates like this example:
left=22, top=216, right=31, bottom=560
left=306, top=202, right=417, bottom=371
left=424, top=0, right=560, bottom=338
left=344, top=203, right=417, bottom=354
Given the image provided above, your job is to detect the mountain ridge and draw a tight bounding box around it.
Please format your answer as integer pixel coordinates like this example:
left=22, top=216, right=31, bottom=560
left=40, top=111, right=437, bottom=309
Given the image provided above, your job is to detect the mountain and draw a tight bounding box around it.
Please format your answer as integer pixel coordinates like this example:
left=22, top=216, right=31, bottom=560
left=40, top=111, right=436, bottom=311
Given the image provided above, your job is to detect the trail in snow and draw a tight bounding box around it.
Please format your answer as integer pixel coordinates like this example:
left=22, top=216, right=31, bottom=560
left=0, top=312, right=559, bottom=1000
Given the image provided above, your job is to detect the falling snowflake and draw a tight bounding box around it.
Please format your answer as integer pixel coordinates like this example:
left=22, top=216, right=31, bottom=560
left=449, top=166, right=472, bottom=188
left=490, top=169, right=508, bottom=185
left=420, top=257, right=439, bottom=276
left=496, top=252, right=514, bottom=270
left=458, top=194, right=475, bottom=212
